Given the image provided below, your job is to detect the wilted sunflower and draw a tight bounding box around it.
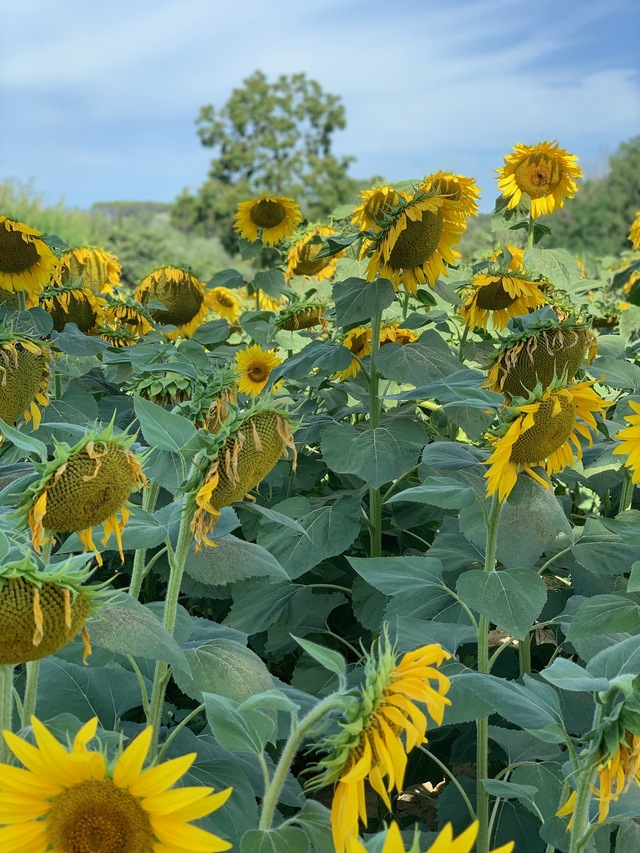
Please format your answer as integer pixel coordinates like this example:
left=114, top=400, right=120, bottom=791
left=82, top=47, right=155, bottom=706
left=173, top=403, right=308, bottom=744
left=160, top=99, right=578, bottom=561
left=0, top=331, right=51, bottom=430
left=21, top=424, right=147, bottom=565
left=234, top=194, right=302, bottom=246
left=484, top=321, right=597, bottom=401
left=104, top=296, right=154, bottom=337
left=379, top=323, right=419, bottom=347
left=349, top=820, right=514, bottom=853
left=496, top=141, right=582, bottom=218
left=629, top=211, right=640, bottom=251
left=334, top=326, right=373, bottom=382
left=277, top=301, right=328, bottom=332
left=419, top=171, right=481, bottom=220
left=285, top=226, right=343, bottom=281
left=306, top=633, right=451, bottom=853
left=209, top=286, right=243, bottom=324
left=172, top=367, right=238, bottom=431
left=0, top=216, right=59, bottom=303
left=0, top=716, right=232, bottom=853
left=460, top=272, right=548, bottom=331
left=364, top=193, right=465, bottom=294
left=95, top=324, right=139, bottom=348
left=135, top=266, right=210, bottom=340
left=612, top=400, right=640, bottom=483
left=191, top=404, right=296, bottom=549
left=351, top=185, right=408, bottom=231
left=485, top=379, right=610, bottom=501
left=234, top=344, right=281, bottom=397
left=40, top=283, right=107, bottom=333
left=52, top=246, right=121, bottom=296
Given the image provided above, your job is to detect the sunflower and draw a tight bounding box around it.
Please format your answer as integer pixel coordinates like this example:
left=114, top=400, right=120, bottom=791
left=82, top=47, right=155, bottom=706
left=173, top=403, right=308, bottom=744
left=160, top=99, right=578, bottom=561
left=379, top=323, right=419, bottom=347
left=277, top=301, right=328, bottom=332
left=612, top=400, right=640, bottom=483
left=496, top=141, right=582, bottom=218
left=104, top=296, right=154, bottom=337
left=485, top=379, right=610, bottom=501
left=135, top=267, right=210, bottom=340
left=191, top=405, right=296, bottom=549
left=0, top=216, right=59, bottom=303
left=489, top=245, right=526, bottom=274
left=348, top=820, right=514, bottom=853
left=306, top=633, right=451, bottom=853
left=285, top=226, right=343, bottom=281
left=0, top=716, right=232, bottom=852
left=629, top=211, right=640, bottom=251
left=95, top=324, right=139, bottom=348
left=419, top=171, right=481, bottom=220
left=234, top=194, right=302, bottom=246
left=0, top=331, right=52, bottom=430
left=209, top=286, right=243, bottom=324
left=460, top=273, right=548, bottom=331
left=21, top=424, right=148, bottom=565
left=40, top=284, right=107, bottom=333
left=334, top=326, right=373, bottom=381
left=484, top=322, right=597, bottom=401
left=350, top=185, right=408, bottom=231
left=52, top=246, right=121, bottom=296
left=234, top=344, right=281, bottom=396
left=364, top=193, right=465, bottom=294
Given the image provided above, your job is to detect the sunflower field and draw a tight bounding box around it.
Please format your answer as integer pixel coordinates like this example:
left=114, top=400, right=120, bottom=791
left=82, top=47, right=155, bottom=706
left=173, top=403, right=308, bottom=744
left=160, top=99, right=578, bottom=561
left=0, top=141, right=639, bottom=853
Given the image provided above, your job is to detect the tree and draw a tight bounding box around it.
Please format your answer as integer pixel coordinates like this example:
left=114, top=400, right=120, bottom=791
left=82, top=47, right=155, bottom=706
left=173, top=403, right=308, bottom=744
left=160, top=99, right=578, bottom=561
left=172, top=71, right=363, bottom=253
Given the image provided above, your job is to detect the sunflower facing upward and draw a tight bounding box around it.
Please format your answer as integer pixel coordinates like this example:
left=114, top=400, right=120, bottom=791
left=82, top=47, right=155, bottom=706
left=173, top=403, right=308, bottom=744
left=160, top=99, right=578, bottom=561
left=0, top=216, right=59, bottom=303
left=612, top=400, right=640, bottom=483
left=496, top=140, right=582, bottom=218
left=234, top=194, right=302, bottom=246
left=234, top=344, right=281, bottom=396
left=349, top=820, right=514, bottom=853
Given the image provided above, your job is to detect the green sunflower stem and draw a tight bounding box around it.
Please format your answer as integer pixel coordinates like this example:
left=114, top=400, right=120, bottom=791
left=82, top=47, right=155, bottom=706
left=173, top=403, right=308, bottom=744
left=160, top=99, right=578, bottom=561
left=21, top=660, right=40, bottom=725
left=0, top=664, right=14, bottom=762
left=519, top=633, right=532, bottom=676
left=258, top=693, right=349, bottom=831
left=476, top=494, right=503, bottom=853
left=567, top=763, right=597, bottom=853
left=368, top=311, right=383, bottom=558
left=16, top=291, right=26, bottom=312
left=618, top=468, right=635, bottom=514
left=527, top=214, right=536, bottom=249
left=129, top=480, right=161, bottom=600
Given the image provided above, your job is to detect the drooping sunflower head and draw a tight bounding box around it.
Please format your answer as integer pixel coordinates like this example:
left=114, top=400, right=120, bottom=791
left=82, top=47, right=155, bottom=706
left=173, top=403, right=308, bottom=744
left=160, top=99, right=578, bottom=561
left=0, top=549, right=107, bottom=665
left=306, top=631, right=451, bottom=852
left=379, top=323, right=419, bottom=347
left=459, top=272, right=549, bottom=331
left=0, top=329, right=52, bottom=430
left=234, top=343, right=282, bottom=397
left=277, top=300, right=329, bottom=332
left=612, top=399, right=640, bottom=484
left=364, top=191, right=466, bottom=294
left=0, top=216, right=59, bottom=301
left=95, top=323, right=140, bottom=348
left=40, top=283, right=107, bottom=333
left=104, top=295, right=154, bottom=337
left=419, top=171, right=481, bottom=219
left=484, top=320, right=597, bottom=401
left=234, top=194, right=302, bottom=246
left=350, top=184, right=408, bottom=231
left=485, top=378, right=611, bottom=501
left=191, top=401, right=297, bottom=550
left=0, top=716, right=233, bottom=852
left=52, top=246, right=122, bottom=295
left=173, top=366, right=239, bottom=431
left=496, top=140, right=582, bottom=218
left=20, top=422, right=148, bottom=564
left=209, top=286, right=243, bottom=324
left=131, top=368, right=197, bottom=406
left=285, top=226, right=344, bottom=281
left=135, top=266, right=210, bottom=339
left=333, top=325, right=373, bottom=381
left=629, top=211, right=640, bottom=251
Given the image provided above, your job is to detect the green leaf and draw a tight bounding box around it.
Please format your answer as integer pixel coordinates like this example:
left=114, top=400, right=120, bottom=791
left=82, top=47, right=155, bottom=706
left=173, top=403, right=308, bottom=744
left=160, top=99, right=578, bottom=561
left=174, top=640, right=273, bottom=703
left=348, top=555, right=443, bottom=596
left=52, top=324, right=110, bottom=354
left=184, top=535, right=289, bottom=586
left=291, top=635, right=346, bottom=677
left=376, top=330, right=460, bottom=385
left=321, top=423, right=423, bottom=488
left=540, top=658, right=609, bottom=692
left=133, top=395, right=196, bottom=454
left=224, top=582, right=312, bottom=635
left=332, top=277, right=395, bottom=326
left=627, top=561, right=640, bottom=593
left=207, top=268, right=245, bottom=289
left=567, top=595, right=640, bottom=640
left=387, top=476, right=476, bottom=509
left=192, top=319, right=231, bottom=347
left=482, top=779, right=539, bottom=813
left=293, top=800, right=334, bottom=853
left=587, top=635, right=640, bottom=679
left=203, top=692, right=275, bottom=754
left=241, top=827, right=309, bottom=853
left=253, top=269, right=289, bottom=299
left=0, top=418, right=48, bottom=460
left=524, top=247, right=582, bottom=290
left=444, top=670, right=495, bottom=724
left=591, top=356, right=640, bottom=390
left=456, top=569, right=547, bottom=640
left=395, top=617, right=476, bottom=655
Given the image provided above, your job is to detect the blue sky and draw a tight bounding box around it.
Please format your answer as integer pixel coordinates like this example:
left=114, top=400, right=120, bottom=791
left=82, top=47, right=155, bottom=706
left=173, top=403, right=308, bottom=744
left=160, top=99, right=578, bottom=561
left=1, top=0, right=639, bottom=214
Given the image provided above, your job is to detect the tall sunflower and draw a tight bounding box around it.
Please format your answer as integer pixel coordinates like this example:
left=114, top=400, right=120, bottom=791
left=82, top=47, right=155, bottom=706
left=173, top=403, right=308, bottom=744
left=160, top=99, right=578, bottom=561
left=40, top=283, right=107, bottom=333
left=21, top=424, right=147, bottom=565
left=234, top=194, right=302, bottom=246
left=52, top=246, right=121, bottom=296
left=484, top=380, right=610, bottom=501
left=209, top=286, right=243, bottom=324
left=306, top=634, right=450, bottom=853
left=0, top=331, right=51, bottom=430
left=0, top=716, right=232, bottom=852
left=0, top=216, right=58, bottom=303
left=285, top=226, right=343, bottom=281
left=496, top=141, right=582, bottom=218
left=612, top=400, right=640, bottom=483
left=334, top=326, right=373, bottom=382
left=364, top=193, right=465, bottom=294
left=135, top=267, right=210, bottom=340
left=350, top=185, right=408, bottom=231
left=459, top=273, right=548, bottom=331
left=629, top=211, right=640, bottom=251
left=419, top=171, right=481, bottom=220
left=234, top=344, right=281, bottom=396
left=349, top=820, right=514, bottom=853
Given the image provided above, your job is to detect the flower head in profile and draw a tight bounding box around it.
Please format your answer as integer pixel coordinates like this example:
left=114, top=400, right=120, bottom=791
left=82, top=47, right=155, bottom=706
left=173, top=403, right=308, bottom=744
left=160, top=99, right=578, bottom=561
left=496, top=140, right=582, bottom=218
left=485, top=379, right=610, bottom=501
left=419, top=171, right=481, bottom=220
left=0, top=216, right=59, bottom=302
left=612, top=400, right=640, bottom=483
left=0, top=329, right=52, bottom=430
left=348, top=820, right=513, bottom=853
left=285, top=226, right=344, bottom=281
left=234, top=344, right=281, bottom=397
left=135, top=266, right=210, bottom=340
left=351, top=185, right=408, bottom=231
left=628, top=211, right=640, bottom=251
left=306, top=632, right=451, bottom=853
left=0, top=716, right=232, bottom=852
left=234, top=194, right=302, bottom=246
left=459, top=272, right=548, bottom=331
left=104, top=296, right=154, bottom=337
left=209, top=286, right=243, bottom=324
left=52, top=246, right=121, bottom=296
left=334, top=326, right=373, bottom=381
left=489, top=244, right=526, bottom=274
left=40, top=283, right=107, bottom=333
left=277, top=301, right=329, bottom=332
